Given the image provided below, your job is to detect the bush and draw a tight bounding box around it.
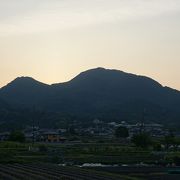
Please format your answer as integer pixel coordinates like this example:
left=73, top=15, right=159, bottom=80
left=115, top=126, right=129, bottom=138
left=8, top=131, right=25, bottom=143
left=173, top=156, right=180, bottom=166
left=153, top=141, right=162, bottom=151
left=132, top=133, right=152, bottom=149
left=39, top=145, right=48, bottom=152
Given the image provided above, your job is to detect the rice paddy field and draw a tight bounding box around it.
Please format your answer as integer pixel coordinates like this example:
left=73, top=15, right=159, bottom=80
left=1, top=141, right=180, bottom=179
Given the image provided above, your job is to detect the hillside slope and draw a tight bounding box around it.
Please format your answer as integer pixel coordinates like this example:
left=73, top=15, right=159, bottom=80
left=0, top=68, right=180, bottom=127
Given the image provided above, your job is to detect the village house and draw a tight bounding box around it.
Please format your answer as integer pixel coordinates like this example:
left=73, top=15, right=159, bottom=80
left=40, top=131, right=67, bottom=143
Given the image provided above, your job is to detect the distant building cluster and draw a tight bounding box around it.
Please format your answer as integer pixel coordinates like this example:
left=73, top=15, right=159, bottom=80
left=0, top=127, right=67, bottom=143
left=0, top=119, right=173, bottom=142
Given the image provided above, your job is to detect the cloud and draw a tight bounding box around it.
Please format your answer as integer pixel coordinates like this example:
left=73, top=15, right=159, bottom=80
left=0, top=0, right=180, bottom=36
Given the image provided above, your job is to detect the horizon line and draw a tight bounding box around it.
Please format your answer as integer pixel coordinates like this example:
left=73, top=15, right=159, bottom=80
left=0, top=67, right=179, bottom=92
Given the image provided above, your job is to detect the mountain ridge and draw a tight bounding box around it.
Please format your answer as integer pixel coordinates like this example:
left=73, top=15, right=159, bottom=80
left=1, top=68, right=178, bottom=91
left=0, top=67, right=180, bottom=129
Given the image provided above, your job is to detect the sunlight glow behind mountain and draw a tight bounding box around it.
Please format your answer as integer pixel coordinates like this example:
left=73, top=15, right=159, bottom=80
left=0, top=0, right=180, bottom=90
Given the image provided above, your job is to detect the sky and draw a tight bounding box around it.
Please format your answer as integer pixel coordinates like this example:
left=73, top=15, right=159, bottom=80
left=0, top=0, right=180, bottom=90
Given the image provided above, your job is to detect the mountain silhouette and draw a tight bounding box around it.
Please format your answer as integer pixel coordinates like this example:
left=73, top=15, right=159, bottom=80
left=0, top=77, right=50, bottom=106
left=0, top=68, right=180, bottom=128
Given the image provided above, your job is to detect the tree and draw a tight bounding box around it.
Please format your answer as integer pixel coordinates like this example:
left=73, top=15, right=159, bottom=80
left=68, top=126, right=77, bottom=136
left=163, top=130, right=176, bottom=150
left=38, top=144, right=48, bottom=152
left=173, top=156, right=180, bottom=166
left=132, top=133, right=152, bottom=148
left=9, top=131, right=25, bottom=143
left=152, top=141, right=162, bottom=151
left=115, top=126, right=129, bottom=138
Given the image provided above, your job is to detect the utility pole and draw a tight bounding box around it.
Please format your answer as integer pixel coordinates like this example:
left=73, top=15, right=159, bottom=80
left=32, top=106, right=35, bottom=146
left=140, top=108, right=146, bottom=133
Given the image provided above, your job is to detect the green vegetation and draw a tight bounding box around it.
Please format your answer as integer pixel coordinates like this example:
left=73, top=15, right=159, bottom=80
left=1, top=133, right=180, bottom=165
left=1, top=68, right=180, bottom=132
left=132, top=133, right=152, bottom=149
left=8, top=131, right=25, bottom=143
left=115, top=126, right=129, bottom=138
left=1, top=138, right=180, bottom=179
